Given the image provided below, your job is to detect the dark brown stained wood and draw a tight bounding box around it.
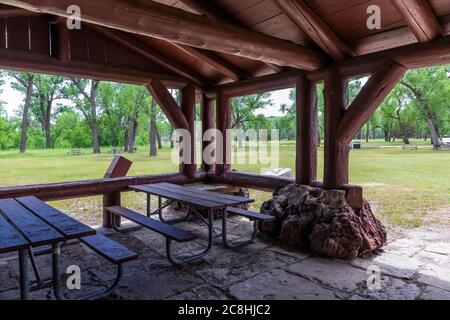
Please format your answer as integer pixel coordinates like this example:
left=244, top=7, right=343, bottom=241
left=178, top=0, right=281, bottom=74
left=158, top=182, right=253, bottom=204
left=337, top=60, right=407, bottom=144
left=310, top=36, right=450, bottom=82
left=296, top=74, right=317, bottom=185
left=0, top=5, right=39, bottom=17
left=29, top=15, right=50, bottom=54
left=0, top=18, right=5, bottom=49
left=51, top=17, right=69, bottom=62
left=201, top=94, right=215, bottom=172
left=227, top=207, right=275, bottom=220
left=392, top=0, right=443, bottom=42
left=150, top=183, right=252, bottom=206
left=87, top=27, right=107, bottom=65
left=146, top=79, right=189, bottom=130
left=172, top=43, right=248, bottom=81
left=0, top=199, right=64, bottom=247
left=103, top=191, right=121, bottom=229
left=0, top=213, right=28, bottom=254
left=104, top=156, right=132, bottom=179
left=90, top=25, right=208, bottom=86
left=130, top=184, right=224, bottom=209
left=16, top=196, right=95, bottom=239
left=105, top=206, right=197, bottom=242
left=274, top=0, right=355, bottom=60
left=80, top=234, right=138, bottom=264
left=180, top=83, right=196, bottom=178
left=207, top=70, right=303, bottom=98
left=323, top=67, right=349, bottom=189
left=0, top=172, right=200, bottom=201
left=215, top=90, right=231, bottom=176
left=6, top=16, right=29, bottom=50
left=0, top=47, right=187, bottom=88
left=2, top=0, right=324, bottom=70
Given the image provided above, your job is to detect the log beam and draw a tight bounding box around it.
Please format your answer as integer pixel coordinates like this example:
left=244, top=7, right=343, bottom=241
left=296, top=74, right=317, bottom=185
left=180, top=83, right=197, bottom=178
left=337, top=61, right=407, bottom=144
left=146, top=79, right=189, bottom=130
left=0, top=47, right=186, bottom=87
left=90, top=25, right=208, bottom=86
left=201, top=94, right=216, bottom=172
left=179, top=0, right=282, bottom=73
left=392, top=0, right=443, bottom=43
left=2, top=0, right=324, bottom=70
left=275, top=0, right=355, bottom=60
left=172, top=43, right=248, bottom=81
left=323, top=68, right=349, bottom=189
left=215, top=90, right=231, bottom=176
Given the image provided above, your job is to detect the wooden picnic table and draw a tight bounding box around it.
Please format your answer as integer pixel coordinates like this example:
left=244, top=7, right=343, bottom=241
left=130, top=182, right=261, bottom=264
left=0, top=196, right=137, bottom=300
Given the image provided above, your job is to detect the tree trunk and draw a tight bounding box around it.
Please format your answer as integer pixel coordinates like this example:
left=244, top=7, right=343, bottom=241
left=365, top=122, right=370, bottom=142
left=92, top=122, right=101, bottom=154
left=19, top=76, right=34, bottom=153
left=427, top=117, right=440, bottom=149
left=156, top=127, right=162, bottom=149
left=128, top=119, right=137, bottom=153
left=236, top=120, right=243, bottom=149
left=149, top=98, right=157, bottom=157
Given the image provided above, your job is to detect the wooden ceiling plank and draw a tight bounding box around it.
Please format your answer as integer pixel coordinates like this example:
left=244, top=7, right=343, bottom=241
left=274, top=0, right=355, bottom=60
left=2, top=0, right=324, bottom=71
left=89, top=25, right=208, bottom=86
left=391, top=0, right=443, bottom=42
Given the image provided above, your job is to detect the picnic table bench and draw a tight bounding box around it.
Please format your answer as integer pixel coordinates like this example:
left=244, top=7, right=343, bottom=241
left=0, top=196, right=137, bottom=300
left=106, top=182, right=274, bottom=266
left=68, top=149, right=84, bottom=156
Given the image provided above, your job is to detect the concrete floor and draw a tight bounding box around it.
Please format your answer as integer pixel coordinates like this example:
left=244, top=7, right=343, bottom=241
left=1, top=211, right=450, bottom=300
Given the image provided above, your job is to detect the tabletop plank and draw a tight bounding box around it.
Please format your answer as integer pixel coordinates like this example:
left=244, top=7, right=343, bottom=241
left=150, top=183, right=242, bottom=206
left=130, top=185, right=225, bottom=209
left=16, top=196, right=95, bottom=240
left=0, top=199, right=65, bottom=247
left=0, top=213, right=28, bottom=254
left=157, top=183, right=254, bottom=205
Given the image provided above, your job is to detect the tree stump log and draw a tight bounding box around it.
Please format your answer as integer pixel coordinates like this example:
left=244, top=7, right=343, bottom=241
left=260, top=184, right=386, bottom=259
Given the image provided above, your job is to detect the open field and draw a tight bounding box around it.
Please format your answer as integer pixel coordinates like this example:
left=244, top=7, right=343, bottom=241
left=0, top=141, right=449, bottom=228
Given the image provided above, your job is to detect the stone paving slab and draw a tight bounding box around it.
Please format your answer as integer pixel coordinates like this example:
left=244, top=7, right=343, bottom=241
left=424, top=243, right=450, bottom=256
left=350, top=252, right=421, bottom=279
left=288, top=258, right=368, bottom=292
left=417, top=264, right=450, bottom=291
left=420, top=285, right=450, bottom=300
left=229, top=269, right=337, bottom=300
left=352, top=277, right=421, bottom=300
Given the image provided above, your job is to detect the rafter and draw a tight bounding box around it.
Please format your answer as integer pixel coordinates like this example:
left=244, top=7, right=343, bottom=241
left=391, top=0, right=443, bottom=43
left=275, top=0, right=355, bottom=61
left=171, top=43, right=248, bottom=82
left=89, top=25, right=208, bottom=86
left=2, top=0, right=324, bottom=70
left=179, top=0, right=283, bottom=73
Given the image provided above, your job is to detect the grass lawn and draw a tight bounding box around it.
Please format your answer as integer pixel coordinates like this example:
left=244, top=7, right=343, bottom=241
left=0, top=141, right=449, bottom=228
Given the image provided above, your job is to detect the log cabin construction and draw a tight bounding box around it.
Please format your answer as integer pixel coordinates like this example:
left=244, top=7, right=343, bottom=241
left=0, top=0, right=449, bottom=228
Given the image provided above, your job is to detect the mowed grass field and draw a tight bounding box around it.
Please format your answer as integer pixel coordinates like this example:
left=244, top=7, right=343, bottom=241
left=0, top=140, right=449, bottom=228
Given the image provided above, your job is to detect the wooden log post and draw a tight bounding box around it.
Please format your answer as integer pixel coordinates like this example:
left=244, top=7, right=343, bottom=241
left=215, top=91, right=232, bottom=176
left=323, top=68, right=349, bottom=189
left=296, top=74, right=318, bottom=185
left=180, top=83, right=196, bottom=179
left=102, top=156, right=132, bottom=228
left=201, top=94, right=216, bottom=172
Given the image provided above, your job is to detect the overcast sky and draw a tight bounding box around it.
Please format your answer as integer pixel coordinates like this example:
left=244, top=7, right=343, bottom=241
left=0, top=77, right=292, bottom=118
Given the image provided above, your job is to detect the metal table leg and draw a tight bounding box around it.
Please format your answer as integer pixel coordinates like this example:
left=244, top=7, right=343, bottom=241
left=52, top=242, right=124, bottom=300
left=222, top=209, right=258, bottom=249
left=146, top=194, right=151, bottom=217
left=166, top=208, right=214, bottom=266
left=18, top=249, right=29, bottom=300
left=158, top=197, right=191, bottom=224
